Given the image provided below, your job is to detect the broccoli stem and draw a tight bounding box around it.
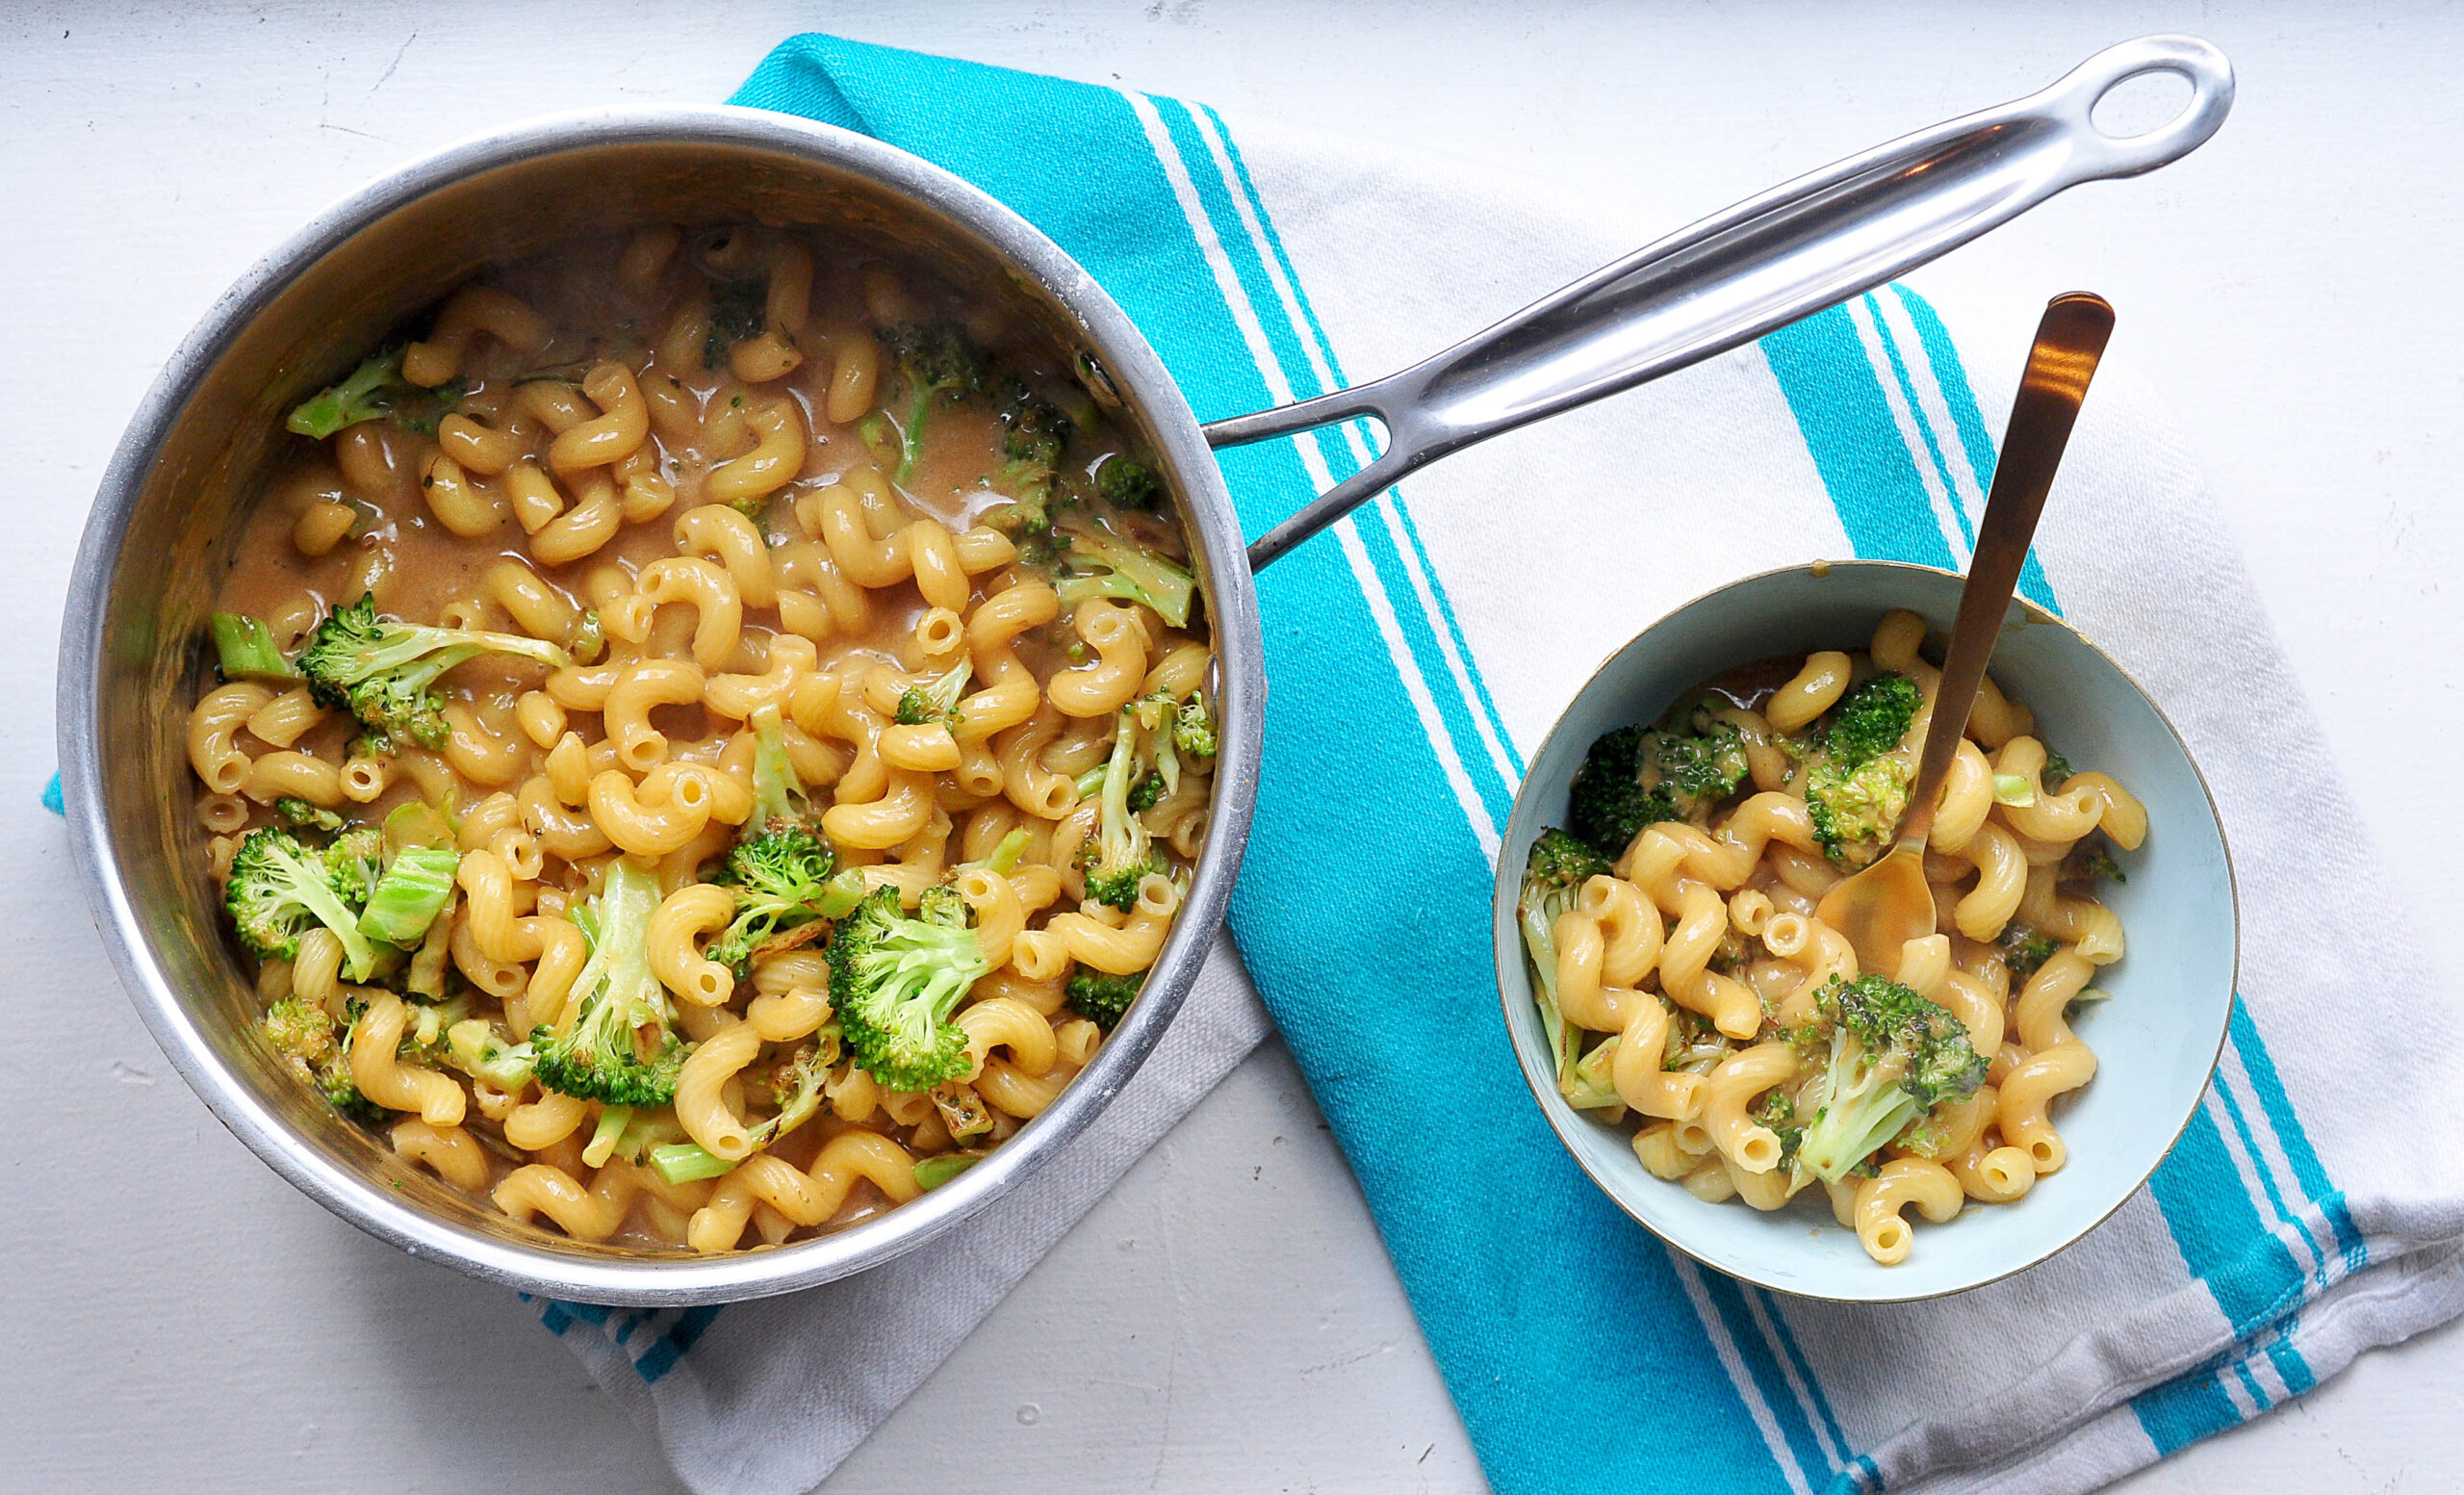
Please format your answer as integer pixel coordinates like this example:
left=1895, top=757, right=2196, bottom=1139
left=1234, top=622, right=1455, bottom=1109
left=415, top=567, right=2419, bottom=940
left=1797, top=1079, right=1921, bottom=1184
left=286, top=349, right=403, bottom=440
left=581, top=1104, right=634, bottom=1169
left=748, top=703, right=801, bottom=835
left=896, top=386, right=934, bottom=485
left=976, top=828, right=1032, bottom=876
left=651, top=1142, right=737, bottom=1185
left=212, top=613, right=305, bottom=684
left=912, top=1152, right=984, bottom=1191
left=211, top=613, right=302, bottom=683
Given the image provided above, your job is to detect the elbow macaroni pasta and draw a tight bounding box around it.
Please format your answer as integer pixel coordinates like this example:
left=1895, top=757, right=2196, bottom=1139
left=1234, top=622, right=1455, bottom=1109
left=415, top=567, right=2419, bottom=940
left=1519, top=613, right=2140, bottom=1265
left=192, top=228, right=1216, bottom=1254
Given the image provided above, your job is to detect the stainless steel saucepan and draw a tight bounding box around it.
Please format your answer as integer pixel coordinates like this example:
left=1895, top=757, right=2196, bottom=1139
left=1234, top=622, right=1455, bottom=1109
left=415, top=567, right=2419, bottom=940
left=58, top=36, right=2231, bottom=1305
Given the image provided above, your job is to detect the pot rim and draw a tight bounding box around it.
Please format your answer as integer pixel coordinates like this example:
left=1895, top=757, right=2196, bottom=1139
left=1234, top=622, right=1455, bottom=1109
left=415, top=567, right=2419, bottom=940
left=58, top=103, right=1266, bottom=1305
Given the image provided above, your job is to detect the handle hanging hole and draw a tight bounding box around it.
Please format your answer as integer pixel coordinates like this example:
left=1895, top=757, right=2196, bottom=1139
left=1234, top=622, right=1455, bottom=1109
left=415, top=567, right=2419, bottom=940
left=2091, top=66, right=2195, bottom=140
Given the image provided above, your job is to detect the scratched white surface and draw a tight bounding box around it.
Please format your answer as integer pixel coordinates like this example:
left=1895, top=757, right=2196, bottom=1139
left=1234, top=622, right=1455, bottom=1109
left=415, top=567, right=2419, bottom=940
left=5, top=3, right=2458, bottom=1491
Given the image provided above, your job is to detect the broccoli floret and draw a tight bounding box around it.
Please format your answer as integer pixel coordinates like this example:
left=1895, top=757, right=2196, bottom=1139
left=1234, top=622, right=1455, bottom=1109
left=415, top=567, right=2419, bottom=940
left=296, top=594, right=570, bottom=750
left=1052, top=531, right=1194, bottom=630
left=1636, top=710, right=1750, bottom=815
left=1011, top=528, right=1066, bottom=569
left=1065, top=965, right=1142, bottom=1032
left=988, top=375, right=1075, bottom=533
left=1805, top=754, right=1914, bottom=868
left=1516, top=828, right=1612, bottom=1094
left=444, top=1018, right=535, bottom=1091
left=273, top=797, right=346, bottom=833
left=1753, top=1090, right=1806, bottom=1168
left=828, top=885, right=988, bottom=1092
left=1823, top=671, right=1920, bottom=767
left=285, top=347, right=467, bottom=441
left=1173, top=696, right=1217, bottom=760
left=706, top=826, right=865, bottom=973
left=530, top=861, right=686, bottom=1108
left=1795, top=973, right=1987, bottom=1183
left=876, top=322, right=988, bottom=485
left=1096, top=455, right=1163, bottom=510
left=2041, top=747, right=2075, bottom=786
left=262, top=996, right=381, bottom=1123
left=895, top=657, right=974, bottom=728
left=1565, top=727, right=1677, bottom=859
left=324, top=827, right=387, bottom=905
left=2062, top=839, right=2127, bottom=886
left=704, top=273, right=769, bottom=370
left=1120, top=687, right=1207, bottom=808
left=263, top=996, right=337, bottom=1066
left=210, top=612, right=302, bottom=683
left=224, top=827, right=382, bottom=982
left=1080, top=707, right=1167, bottom=910
left=1998, top=923, right=2060, bottom=978
left=355, top=845, right=460, bottom=946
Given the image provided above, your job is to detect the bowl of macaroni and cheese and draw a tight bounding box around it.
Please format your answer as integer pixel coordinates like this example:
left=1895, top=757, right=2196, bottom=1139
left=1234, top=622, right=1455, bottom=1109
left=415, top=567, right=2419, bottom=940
left=59, top=108, right=1262, bottom=1304
left=1493, top=560, right=2236, bottom=1302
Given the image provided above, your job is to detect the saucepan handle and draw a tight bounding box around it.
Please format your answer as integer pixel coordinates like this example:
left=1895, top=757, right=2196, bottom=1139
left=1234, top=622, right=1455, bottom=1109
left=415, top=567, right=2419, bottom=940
left=1206, top=34, right=2232, bottom=573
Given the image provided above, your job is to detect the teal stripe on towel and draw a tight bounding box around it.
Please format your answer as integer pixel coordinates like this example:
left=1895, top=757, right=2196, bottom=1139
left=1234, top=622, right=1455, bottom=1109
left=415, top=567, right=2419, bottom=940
left=1758, top=284, right=2340, bottom=1454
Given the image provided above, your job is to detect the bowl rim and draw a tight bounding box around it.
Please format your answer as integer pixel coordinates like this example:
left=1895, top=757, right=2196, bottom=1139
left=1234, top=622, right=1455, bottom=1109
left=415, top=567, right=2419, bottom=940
left=57, top=103, right=1267, bottom=1305
left=1490, top=556, right=2241, bottom=1303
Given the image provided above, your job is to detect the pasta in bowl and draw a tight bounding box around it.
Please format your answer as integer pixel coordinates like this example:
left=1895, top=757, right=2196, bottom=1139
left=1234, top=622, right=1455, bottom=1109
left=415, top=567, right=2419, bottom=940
left=1492, top=561, right=2236, bottom=1302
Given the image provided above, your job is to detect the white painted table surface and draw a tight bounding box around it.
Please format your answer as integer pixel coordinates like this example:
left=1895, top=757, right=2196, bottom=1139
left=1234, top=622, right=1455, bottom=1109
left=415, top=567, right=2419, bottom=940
left=7, top=3, right=2458, bottom=1490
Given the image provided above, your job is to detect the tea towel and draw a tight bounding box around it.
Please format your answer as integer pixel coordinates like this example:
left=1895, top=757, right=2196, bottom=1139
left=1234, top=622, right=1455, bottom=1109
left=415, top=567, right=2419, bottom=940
left=531, top=34, right=2464, bottom=1495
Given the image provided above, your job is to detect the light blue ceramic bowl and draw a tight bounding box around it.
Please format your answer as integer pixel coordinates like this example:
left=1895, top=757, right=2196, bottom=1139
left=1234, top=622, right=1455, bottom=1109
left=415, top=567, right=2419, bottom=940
left=1492, top=560, right=2237, bottom=1302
